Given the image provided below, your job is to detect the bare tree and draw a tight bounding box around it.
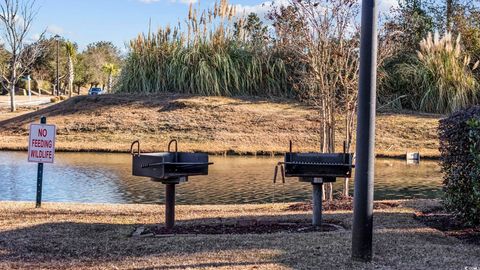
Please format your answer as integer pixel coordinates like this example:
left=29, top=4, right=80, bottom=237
left=0, top=0, right=44, bottom=112
left=270, top=0, right=396, bottom=200
left=290, top=0, right=360, bottom=200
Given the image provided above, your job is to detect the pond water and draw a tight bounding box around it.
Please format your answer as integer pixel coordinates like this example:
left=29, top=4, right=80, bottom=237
left=0, top=151, right=443, bottom=205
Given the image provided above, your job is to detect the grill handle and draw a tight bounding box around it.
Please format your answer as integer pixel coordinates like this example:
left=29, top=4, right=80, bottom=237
left=131, top=140, right=140, bottom=156
left=168, top=139, right=178, bottom=153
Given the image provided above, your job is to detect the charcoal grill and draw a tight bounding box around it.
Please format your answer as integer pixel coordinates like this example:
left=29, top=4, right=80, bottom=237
left=274, top=141, right=354, bottom=227
left=131, top=140, right=213, bottom=229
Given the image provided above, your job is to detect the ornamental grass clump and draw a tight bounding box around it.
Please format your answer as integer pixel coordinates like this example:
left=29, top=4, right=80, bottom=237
left=439, top=106, right=480, bottom=225
left=416, top=32, right=479, bottom=113
left=116, top=0, right=291, bottom=97
left=383, top=32, right=479, bottom=114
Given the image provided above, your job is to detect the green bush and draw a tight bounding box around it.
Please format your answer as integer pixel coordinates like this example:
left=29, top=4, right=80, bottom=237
left=439, top=106, right=480, bottom=225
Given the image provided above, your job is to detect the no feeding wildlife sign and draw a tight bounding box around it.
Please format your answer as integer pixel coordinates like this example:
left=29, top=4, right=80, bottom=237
left=28, top=123, right=56, bottom=163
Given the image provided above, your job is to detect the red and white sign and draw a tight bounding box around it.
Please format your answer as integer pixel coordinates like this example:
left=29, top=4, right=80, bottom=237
left=28, top=124, right=56, bottom=163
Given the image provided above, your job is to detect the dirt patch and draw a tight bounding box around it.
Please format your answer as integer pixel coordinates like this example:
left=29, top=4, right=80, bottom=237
left=134, top=220, right=344, bottom=237
left=285, top=198, right=400, bottom=212
left=415, top=208, right=480, bottom=245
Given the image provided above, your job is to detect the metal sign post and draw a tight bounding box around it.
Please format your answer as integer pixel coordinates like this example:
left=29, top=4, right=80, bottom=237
left=36, top=157, right=44, bottom=207
left=36, top=117, right=46, bottom=208
left=352, top=0, right=378, bottom=262
left=28, top=116, right=56, bottom=208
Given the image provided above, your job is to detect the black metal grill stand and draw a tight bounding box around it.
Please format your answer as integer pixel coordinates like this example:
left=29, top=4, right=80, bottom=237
left=165, top=183, right=176, bottom=230
left=312, top=183, right=323, bottom=227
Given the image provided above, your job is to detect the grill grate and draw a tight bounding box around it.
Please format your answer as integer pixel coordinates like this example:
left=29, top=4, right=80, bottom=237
left=283, top=161, right=350, bottom=166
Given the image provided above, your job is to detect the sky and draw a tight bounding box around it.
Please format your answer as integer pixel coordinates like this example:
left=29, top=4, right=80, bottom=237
left=29, top=0, right=398, bottom=53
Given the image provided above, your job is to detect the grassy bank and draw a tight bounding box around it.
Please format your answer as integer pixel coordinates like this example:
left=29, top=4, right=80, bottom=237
left=0, top=94, right=441, bottom=157
left=0, top=199, right=478, bottom=269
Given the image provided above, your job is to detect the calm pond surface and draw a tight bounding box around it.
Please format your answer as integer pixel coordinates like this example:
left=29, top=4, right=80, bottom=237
left=0, top=151, right=443, bottom=204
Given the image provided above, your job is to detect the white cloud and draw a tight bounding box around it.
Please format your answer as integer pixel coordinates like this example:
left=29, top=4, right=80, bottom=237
left=46, top=24, right=65, bottom=35
left=139, top=0, right=198, bottom=4
left=235, top=3, right=269, bottom=17
left=177, top=0, right=198, bottom=4
left=378, top=0, right=398, bottom=14
left=235, top=0, right=399, bottom=20
left=234, top=0, right=288, bottom=18
left=30, top=33, right=41, bottom=41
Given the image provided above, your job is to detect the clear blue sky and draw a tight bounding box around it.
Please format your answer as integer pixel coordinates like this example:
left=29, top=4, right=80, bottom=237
left=29, top=0, right=397, bottom=53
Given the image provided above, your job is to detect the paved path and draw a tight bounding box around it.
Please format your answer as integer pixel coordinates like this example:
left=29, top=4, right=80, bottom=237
left=0, top=96, right=51, bottom=108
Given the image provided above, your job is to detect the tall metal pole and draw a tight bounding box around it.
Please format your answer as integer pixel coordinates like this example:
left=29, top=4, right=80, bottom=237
left=352, top=0, right=378, bottom=262
left=56, top=38, right=59, bottom=96
left=27, top=75, right=31, bottom=101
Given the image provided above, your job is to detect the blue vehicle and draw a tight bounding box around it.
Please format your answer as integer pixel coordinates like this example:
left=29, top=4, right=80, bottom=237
left=88, top=87, right=104, bottom=95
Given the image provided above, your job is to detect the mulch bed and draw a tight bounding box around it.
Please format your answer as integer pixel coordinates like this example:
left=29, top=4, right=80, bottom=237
left=414, top=207, right=480, bottom=245
left=132, top=220, right=345, bottom=237
left=285, top=198, right=400, bottom=212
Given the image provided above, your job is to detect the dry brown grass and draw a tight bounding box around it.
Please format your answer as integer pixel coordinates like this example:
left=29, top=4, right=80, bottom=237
left=0, top=199, right=478, bottom=269
left=0, top=94, right=441, bottom=157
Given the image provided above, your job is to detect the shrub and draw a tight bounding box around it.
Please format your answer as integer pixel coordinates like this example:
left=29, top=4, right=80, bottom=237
left=50, top=97, right=59, bottom=103
left=35, top=80, right=52, bottom=92
left=439, top=106, right=480, bottom=225
left=59, top=95, right=67, bottom=101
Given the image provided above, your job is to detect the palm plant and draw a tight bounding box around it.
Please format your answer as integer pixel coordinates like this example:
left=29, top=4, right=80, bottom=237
left=65, top=41, right=76, bottom=98
left=102, top=63, right=119, bottom=93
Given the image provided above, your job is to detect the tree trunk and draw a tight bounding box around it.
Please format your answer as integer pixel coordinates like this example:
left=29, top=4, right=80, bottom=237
left=343, top=178, right=349, bottom=198
left=10, top=67, right=16, bottom=112
left=328, top=183, right=333, bottom=201
left=446, top=0, right=453, bottom=31
left=67, top=56, right=74, bottom=98
left=107, top=73, right=112, bottom=93
left=10, top=83, right=16, bottom=112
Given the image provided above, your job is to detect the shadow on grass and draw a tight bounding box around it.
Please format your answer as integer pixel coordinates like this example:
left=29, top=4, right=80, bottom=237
left=0, top=211, right=463, bottom=269
left=0, top=93, right=307, bottom=130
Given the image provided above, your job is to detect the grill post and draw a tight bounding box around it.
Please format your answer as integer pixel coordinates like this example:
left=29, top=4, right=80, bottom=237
left=312, top=183, right=323, bottom=227
left=165, top=183, right=176, bottom=230
left=35, top=116, right=47, bottom=208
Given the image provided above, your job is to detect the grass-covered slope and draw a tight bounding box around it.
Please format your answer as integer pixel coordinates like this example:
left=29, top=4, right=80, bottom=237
left=0, top=94, right=440, bottom=156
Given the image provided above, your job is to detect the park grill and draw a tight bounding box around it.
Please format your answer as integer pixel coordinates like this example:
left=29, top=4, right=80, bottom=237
left=274, top=141, right=354, bottom=227
left=284, top=153, right=353, bottom=180
left=131, top=139, right=212, bottom=229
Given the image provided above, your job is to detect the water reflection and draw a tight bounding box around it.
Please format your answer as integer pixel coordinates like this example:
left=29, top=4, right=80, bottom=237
left=0, top=151, right=442, bottom=204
